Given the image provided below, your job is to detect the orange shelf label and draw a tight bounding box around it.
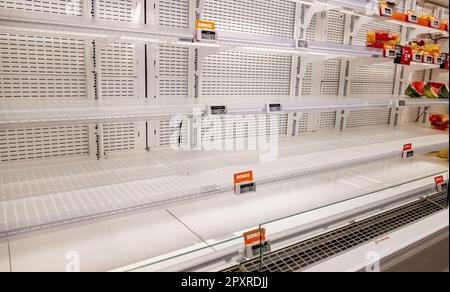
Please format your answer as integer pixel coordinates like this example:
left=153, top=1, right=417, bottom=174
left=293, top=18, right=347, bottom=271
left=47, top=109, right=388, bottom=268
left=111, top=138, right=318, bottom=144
left=243, top=228, right=266, bottom=246
left=234, top=171, right=254, bottom=185
left=196, top=20, right=216, bottom=31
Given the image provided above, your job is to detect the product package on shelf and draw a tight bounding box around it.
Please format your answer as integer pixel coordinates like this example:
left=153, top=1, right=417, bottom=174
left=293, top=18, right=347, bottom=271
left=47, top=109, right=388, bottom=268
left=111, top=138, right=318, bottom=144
left=405, top=82, right=448, bottom=99
left=379, top=0, right=397, bottom=17
left=429, top=113, right=449, bottom=160
left=378, top=1, right=448, bottom=31
left=423, top=82, right=449, bottom=99
left=366, top=30, right=400, bottom=57
left=408, top=40, right=442, bottom=64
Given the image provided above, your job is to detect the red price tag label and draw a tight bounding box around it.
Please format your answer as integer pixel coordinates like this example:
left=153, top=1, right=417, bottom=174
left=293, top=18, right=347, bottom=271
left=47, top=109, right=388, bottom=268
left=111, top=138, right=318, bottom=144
left=403, top=143, right=412, bottom=151
left=434, top=176, right=444, bottom=185
left=394, top=45, right=412, bottom=65
left=441, top=53, right=449, bottom=70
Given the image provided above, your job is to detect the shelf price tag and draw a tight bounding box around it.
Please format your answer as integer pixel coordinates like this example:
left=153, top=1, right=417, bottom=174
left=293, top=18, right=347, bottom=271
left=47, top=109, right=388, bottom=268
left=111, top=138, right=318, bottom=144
left=195, top=20, right=216, bottom=42
left=397, top=100, right=406, bottom=107
left=384, top=48, right=396, bottom=58
left=430, top=19, right=440, bottom=29
left=423, top=54, right=434, bottom=64
left=412, top=53, right=423, bottom=62
left=394, top=45, right=412, bottom=65
left=434, top=176, right=448, bottom=193
left=266, top=103, right=283, bottom=113
left=234, top=171, right=256, bottom=195
left=402, top=143, right=414, bottom=159
left=408, top=13, right=418, bottom=23
left=243, top=228, right=271, bottom=259
left=208, top=105, right=228, bottom=115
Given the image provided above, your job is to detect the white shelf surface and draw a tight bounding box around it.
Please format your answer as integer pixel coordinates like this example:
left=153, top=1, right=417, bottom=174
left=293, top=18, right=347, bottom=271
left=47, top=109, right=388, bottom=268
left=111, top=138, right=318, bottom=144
left=0, top=125, right=448, bottom=239
left=0, top=96, right=447, bottom=128
left=5, top=210, right=211, bottom=272
left=167, top=156, right=448, bottom=244
left=1, top=155, right=447, bottom=272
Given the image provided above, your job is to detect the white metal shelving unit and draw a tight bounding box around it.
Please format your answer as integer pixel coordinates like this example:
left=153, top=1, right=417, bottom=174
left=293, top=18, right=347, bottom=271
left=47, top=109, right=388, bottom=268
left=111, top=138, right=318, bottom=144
left=0, top=0, right=448, bottom=271
left=0, top=124, right=447, bottom=239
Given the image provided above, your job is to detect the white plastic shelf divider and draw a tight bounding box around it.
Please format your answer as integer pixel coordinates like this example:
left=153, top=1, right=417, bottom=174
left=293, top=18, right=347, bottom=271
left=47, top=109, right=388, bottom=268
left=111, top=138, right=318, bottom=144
left=0, top=125, right=448, bottom=239
left=0, top=97, right=447, bottom=128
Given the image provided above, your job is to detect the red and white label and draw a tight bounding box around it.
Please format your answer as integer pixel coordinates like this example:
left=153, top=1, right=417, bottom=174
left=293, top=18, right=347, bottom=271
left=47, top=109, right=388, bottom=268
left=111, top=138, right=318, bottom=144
left=403, top=143, right=412, bottom=151
left=243, top=228, right=266, bottom=246
left=394, top=45, right=412, bottom=65
left=434, top=176, right=444, bottom=185
left=441, top=53, right=449, bottom=70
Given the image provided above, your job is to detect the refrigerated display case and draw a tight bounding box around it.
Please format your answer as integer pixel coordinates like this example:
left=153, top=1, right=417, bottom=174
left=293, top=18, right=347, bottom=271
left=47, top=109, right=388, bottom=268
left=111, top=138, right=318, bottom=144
left=0, top=0, right=448, bottom=272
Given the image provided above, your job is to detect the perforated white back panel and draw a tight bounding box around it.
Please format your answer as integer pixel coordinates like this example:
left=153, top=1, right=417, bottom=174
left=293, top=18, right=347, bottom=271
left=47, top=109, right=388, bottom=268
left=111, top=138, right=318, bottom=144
left=98, top=0, right=137, bottom=22
left=157, top=46, right=189, bottom=98
left=404, top=107, right=420, bottom=123
left=322, top=60, right=342, bottom=96
left=0, top=34, right=85, bottom=75
left=99, top=42, right=137, bottom=99
left=0, top=126, right=89, bottom=162
left=201, top=51, right=291, bottom=97
left=0, top=33, right=87, bottom=100
left=299, top=11, right=319, bottom=96
left=301, top=63, right=313, bottom=96
left=200, top=0, right=295, bottom=98
left=158, top=119, right=188, bottom=147
left=438, top=38, right=449, bottom=54
left=429, top=105, right=449, bottom=115
left=346, top=109, right=391, bottom=128
left=201, top=114, right=288, bottom=143
left=319, top=111, right=337, bottom=129
left=202, top=0, right=295, bottom=37
left=103, top=123, right=136, bottom=153
left=297, top=112, right=310, bottom=133
left=0, top=76, right=86, bottom=99
left=300, top=5, right=318, bottom=41
left=158, top=0, right=190, bottom=28
left=326, top=10, right=346, bottom=44
left=0, top=0, right=83, bottom=16
left=155, top=0, right=190, bottom=99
